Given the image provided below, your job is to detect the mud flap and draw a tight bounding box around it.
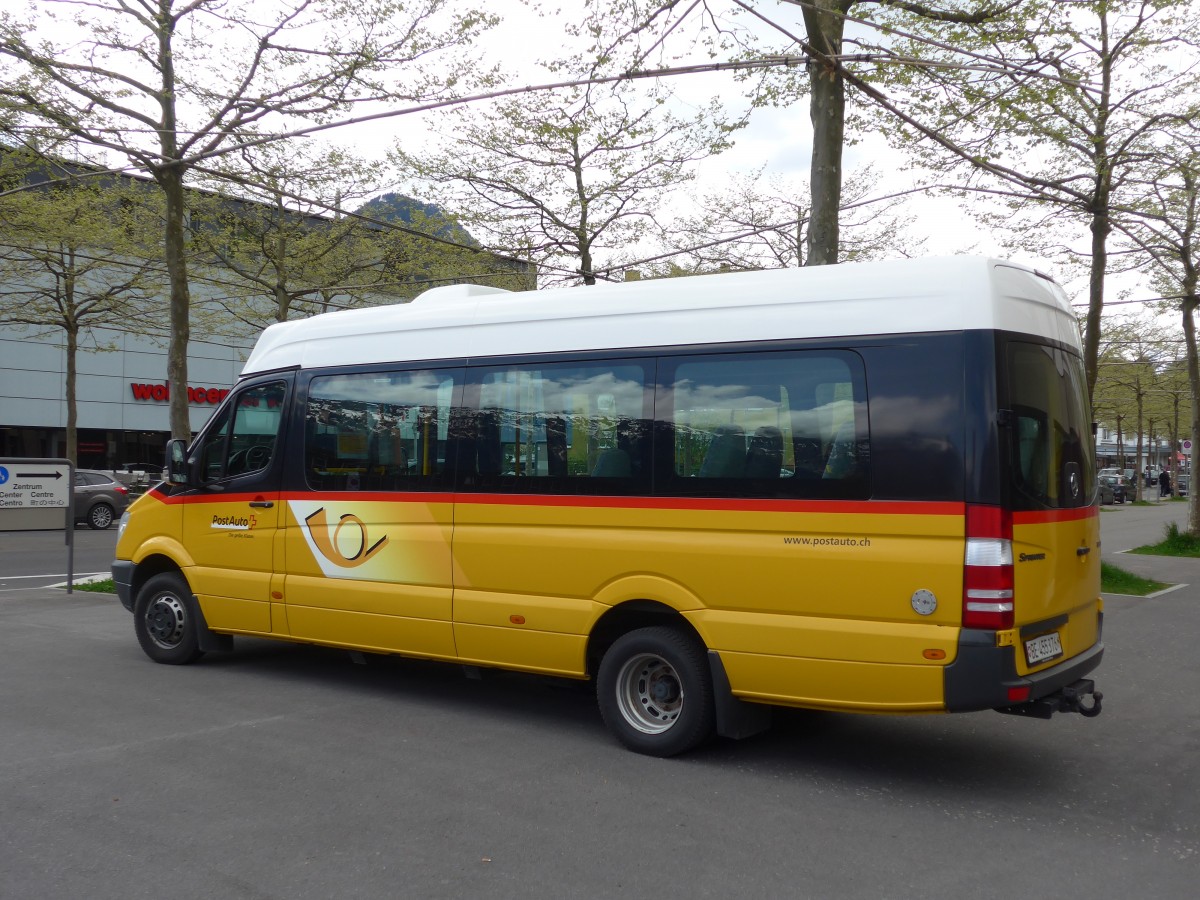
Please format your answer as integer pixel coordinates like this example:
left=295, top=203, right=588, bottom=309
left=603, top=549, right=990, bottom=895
left=184, top=593, right=234, bottom=653
left=708, top=651, right=772, bottom=740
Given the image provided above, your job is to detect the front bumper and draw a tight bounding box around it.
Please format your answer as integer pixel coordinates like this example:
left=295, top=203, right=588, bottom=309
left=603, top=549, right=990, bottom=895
left=111, top=560, right=135, bottom=612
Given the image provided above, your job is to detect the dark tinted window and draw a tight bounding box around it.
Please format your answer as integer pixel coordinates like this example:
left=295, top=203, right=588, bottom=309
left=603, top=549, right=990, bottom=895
left=1008, top=342, right=1094, bottom=509
left=304, top=369, right=460, bottom=491
left=195, top=381, right=287, bottom=483
left=660, top=351, right=869, bottom=499
left=458, top=361, right=652, bottom=495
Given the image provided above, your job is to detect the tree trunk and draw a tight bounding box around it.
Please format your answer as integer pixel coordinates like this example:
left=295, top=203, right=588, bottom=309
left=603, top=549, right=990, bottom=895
left=156, top=4, right=191, bottom=441
left=1083, top=205, right=1109, bottom=405
left=1134, top=391, right=1144, bottom=502
left=276, top=195, right=290, bottom=321
left=1081, top=8, right=1113, bottom=406
left=1182, top=295, right=1200, bottom=534
left=161, top=166, right=193, bottom=441
left=802, top=1, right=846, bottom=267
left=65, top=324, right=78, bottom=465
left=571, top=136, right=596, bottom=286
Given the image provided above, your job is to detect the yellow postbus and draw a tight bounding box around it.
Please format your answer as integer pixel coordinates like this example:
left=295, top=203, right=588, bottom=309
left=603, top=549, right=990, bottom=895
left=113, top=257, right=1103, bottom=756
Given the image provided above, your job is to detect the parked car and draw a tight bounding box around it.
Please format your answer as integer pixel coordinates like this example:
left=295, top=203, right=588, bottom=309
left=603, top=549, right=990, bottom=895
left=74, top=469, right=130, bottom=529
left=115, top=461, right=167, bottom=486
left=1097, top=477, right=1115, bottom=505
left=1178, top=473, right=1190, bottom=497
left=1098, top=473, right=1128, bottom=505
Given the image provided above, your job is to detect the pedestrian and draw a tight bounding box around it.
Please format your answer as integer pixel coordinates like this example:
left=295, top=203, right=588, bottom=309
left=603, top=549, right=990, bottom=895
left=1160, top=469, right=1171, bottom=498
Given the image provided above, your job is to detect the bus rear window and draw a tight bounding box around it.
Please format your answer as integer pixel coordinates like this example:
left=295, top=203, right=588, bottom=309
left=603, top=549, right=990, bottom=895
left=1007, top=342, right=1094, bottom=510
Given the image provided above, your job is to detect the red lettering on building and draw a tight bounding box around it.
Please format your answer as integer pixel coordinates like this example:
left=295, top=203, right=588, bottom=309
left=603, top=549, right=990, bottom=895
left=130, top=383, right=231, bottom=405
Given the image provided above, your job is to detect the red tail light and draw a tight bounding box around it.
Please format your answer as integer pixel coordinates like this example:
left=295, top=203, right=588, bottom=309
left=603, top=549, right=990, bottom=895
left=114, top=484, right=129, bottom=495
left=963, top=504, right=1014, bottom=629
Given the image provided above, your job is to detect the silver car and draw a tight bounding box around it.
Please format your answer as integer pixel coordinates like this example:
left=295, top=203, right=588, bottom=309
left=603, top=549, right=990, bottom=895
left=73, top=469, right=130, bottom=529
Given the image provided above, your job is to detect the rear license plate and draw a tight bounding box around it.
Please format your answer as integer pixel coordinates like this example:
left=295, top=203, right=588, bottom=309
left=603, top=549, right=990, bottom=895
left=1025, top=631, right=1063, bottom=666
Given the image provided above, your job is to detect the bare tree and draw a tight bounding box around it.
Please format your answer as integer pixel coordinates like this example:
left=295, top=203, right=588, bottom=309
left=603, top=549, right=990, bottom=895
left=874, top=0, right=1199, bottom=401
left=569, top=0, right=1013, bottom=268
left=393, top=80, right=739, bottom=286
left=659, top=164, right=926, bottom=272
left=0, top=152, right=161, bottom=462
left=1119, top=123, right=1200, bottom=530
left=1, top=0, right=493, bottom=438
left=1092, top=320, right=1181, bottom=501
left=187, top=140, right=401, bottom=328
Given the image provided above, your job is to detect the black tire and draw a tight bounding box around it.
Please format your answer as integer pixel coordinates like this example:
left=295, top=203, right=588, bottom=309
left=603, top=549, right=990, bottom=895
left=87, top=502, right=115, bottom=530
left=596, top=625, right=715, bottom=757
left=133, top=572, right=205, bottom=665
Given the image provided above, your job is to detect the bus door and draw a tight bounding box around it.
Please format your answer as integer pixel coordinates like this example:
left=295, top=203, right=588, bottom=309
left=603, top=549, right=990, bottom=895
left=181, top=377, right=291, bottom=635
left=1004, top=339, right=1101, bottom=673
left=282, top=368, right=460, bottom=658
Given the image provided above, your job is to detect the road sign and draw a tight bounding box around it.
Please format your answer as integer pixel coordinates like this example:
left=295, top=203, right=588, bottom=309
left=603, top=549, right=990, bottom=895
left=0, top=462, right=71, bottom=509
left=0, top=458, right=76, bottom=590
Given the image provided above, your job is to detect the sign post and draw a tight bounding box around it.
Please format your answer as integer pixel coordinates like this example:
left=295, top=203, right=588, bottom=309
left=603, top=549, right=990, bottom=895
left=0, top=458, right=75, bottom=591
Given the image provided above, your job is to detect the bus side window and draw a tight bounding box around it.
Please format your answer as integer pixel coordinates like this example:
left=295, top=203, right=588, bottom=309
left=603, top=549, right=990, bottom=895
left=466, top=361, right=652, bottom=494
left=663, top=351, right=869, bottom=499
left=304, top=369, right=460, bottom=492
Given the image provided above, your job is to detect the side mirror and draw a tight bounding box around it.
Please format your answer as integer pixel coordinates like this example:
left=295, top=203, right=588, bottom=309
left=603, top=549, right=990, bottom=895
left=166, top=439, right=190, bottom=485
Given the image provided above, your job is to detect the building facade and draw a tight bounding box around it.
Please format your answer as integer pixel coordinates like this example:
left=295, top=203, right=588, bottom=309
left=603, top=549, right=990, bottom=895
left=0, top=324, right=250, bottom=470
left=1, top=155, right=536, bottom=472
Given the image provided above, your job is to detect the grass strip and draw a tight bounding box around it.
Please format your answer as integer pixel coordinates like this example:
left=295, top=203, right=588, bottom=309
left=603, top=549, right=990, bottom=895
left=74, top=578, right=116, bottom=593
left=1130, top=522, right=1200, bottom=558
left=1100, top=562, right=1169, bottom=596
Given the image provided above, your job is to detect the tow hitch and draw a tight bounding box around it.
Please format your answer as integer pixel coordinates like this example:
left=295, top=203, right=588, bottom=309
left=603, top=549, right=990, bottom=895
left=996, top=678, right=1103, bottom=720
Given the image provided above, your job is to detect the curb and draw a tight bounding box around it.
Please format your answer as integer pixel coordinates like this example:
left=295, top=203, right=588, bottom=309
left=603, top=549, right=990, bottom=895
left=49, top=573, right=112, bottom=588
left=1103, top=583, right=1190, bottom=600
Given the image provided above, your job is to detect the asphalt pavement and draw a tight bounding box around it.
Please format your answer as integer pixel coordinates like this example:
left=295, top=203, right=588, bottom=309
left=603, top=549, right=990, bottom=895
left=2, top=501, right=1199, bottom=898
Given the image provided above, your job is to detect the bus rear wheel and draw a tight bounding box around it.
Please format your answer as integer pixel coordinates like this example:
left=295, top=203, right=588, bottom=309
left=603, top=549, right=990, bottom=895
left=597, top=626, right=715, bottom=757
left=133, top=572, right=205, bottom=665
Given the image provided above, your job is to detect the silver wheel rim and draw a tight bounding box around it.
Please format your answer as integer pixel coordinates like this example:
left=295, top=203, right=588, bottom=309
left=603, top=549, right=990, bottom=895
left=614, top=652, right=684, bottom=735
left=91, top=505, right=113, bottom=528
left=145, top=592, right=186, bottom=649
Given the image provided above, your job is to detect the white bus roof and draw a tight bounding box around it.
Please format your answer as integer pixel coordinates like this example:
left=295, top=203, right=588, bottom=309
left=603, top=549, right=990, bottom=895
left=241, top=256, right=1080, bottom=375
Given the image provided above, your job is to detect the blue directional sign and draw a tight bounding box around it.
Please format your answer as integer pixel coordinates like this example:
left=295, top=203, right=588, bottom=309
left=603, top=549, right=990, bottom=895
left=0, top=462, right=70, bottom=509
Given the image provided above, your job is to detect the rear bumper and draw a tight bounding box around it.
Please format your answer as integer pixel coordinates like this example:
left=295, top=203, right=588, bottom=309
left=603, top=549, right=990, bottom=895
left=943, top=615, right=1104, bottom=712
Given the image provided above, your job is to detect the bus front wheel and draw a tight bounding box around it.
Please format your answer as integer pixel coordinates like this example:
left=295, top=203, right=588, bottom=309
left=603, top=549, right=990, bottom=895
left=134, top=572, right=205, bottom=665
left=597, top=626, right=715, bottom=757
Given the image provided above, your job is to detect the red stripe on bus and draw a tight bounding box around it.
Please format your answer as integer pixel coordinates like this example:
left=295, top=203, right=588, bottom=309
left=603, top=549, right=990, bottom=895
left=155, top=488, right=965, bottom=517
left=1013, top=506, right=1099, bottom=525
left=450, top=494, right=965, bottom=516
left=151, top=488, right=1097, bottom=521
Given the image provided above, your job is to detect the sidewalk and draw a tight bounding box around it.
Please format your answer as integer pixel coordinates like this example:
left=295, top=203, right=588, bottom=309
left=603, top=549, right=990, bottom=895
left=1105, top=545, right=1200, bottom=595
left=1097, top=495, right=1197, bottom=588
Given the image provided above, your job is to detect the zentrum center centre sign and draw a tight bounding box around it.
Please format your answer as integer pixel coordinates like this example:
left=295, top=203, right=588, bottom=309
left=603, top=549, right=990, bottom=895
left=130, top=382, right=231, bottom=405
